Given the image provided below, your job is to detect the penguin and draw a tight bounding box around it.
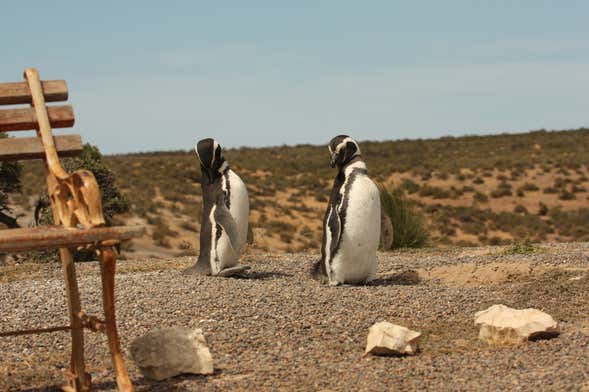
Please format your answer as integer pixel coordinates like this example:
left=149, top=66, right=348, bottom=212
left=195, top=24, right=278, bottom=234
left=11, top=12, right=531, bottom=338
left=184, top=138, right=250, bottom=276
left=312, top=135, right=381, bottom=285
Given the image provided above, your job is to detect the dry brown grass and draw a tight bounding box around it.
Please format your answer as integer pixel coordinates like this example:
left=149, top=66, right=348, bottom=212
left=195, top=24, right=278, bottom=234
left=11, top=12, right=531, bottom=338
left=3, top=129, right=589, bottom=257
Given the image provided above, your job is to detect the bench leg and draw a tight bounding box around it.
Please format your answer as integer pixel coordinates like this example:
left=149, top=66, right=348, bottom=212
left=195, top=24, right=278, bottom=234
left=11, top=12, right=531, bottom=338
left=99, top=247, right=134, bottom=392
left=59, top=247, right=91, bottom=392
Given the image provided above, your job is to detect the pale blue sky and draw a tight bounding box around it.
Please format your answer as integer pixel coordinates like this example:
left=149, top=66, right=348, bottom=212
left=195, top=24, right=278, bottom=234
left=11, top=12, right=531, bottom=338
left=2, top=1, right=588, bottom=153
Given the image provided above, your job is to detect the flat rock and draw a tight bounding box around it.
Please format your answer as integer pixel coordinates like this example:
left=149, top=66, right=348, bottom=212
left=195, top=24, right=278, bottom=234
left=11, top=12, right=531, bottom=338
left=130, top=327, right=213, bottom=381
left=365, top=321, right=421, bottom=356
left=474, top=304, right=559, bottom=346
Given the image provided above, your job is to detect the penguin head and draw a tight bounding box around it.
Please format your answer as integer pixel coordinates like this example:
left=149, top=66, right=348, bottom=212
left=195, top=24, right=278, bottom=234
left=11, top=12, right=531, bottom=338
left=328, top=135, right=361, bottom=168
left=195, top=138, right=228, bottom=183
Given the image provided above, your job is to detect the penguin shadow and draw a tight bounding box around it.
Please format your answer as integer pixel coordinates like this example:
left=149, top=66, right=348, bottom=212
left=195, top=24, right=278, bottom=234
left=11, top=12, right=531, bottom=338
left=219, top=266, right=292, bottom=280
left=368, top=269, right=421, bottom=287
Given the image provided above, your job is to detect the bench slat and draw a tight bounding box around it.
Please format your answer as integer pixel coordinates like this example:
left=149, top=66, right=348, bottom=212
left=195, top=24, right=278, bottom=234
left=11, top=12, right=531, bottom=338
left=0, top=80, right=68, bottom=105
left=0, top=134, right=83, bottom=161
left=0, top=225, right=145, bottom=252
left=0, top=105, right=75, bottom=131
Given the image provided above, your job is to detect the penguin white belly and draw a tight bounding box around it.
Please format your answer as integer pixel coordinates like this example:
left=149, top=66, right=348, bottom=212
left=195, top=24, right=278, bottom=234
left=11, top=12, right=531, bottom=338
left=330, top=176, right=380, bottom=284
left=212, top=228, right=239, bottom=273
left=208, top=205, right=237, bottom=274
left=227, top=170, right=249, bottom=251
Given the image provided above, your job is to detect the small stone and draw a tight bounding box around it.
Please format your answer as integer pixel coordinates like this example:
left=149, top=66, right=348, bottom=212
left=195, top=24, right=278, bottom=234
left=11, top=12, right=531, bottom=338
left=365, top=321, right=421, bottom=356
left=474, top=304, right=559, bottom=346
left=130, top=327, right=213, bottom=381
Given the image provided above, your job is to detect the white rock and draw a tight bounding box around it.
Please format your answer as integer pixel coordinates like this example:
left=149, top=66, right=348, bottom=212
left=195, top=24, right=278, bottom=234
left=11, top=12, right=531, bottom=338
left=130, top=327, right=213, bottom=381
left=474, top=304, right=559, bottom=346
left=365, top=321, right=421, bottom=356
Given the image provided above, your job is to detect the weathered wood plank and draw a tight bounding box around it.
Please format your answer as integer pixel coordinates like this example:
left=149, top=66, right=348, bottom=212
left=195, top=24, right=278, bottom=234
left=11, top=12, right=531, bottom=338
left=0, top=105, right=74, bottom=131
left=0, top=225, right=145, bottom=252
left=0, top=80, right=68, bottom=105
left=0, top=134, right=83, bottom=161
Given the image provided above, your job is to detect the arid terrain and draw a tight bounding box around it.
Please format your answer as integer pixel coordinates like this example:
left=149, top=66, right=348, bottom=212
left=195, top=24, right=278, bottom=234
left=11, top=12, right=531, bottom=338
left=5, top=128, right=589, bottom=259
left=1, top=129, right=589, bottom=390
left=1, top=242, right=588, bottom=391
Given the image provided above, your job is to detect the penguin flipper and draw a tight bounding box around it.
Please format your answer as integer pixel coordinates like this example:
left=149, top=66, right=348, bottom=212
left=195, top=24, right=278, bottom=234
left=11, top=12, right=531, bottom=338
left=214, top=204, right=242, bottom=256
left=328, top=206, right=343, bottom=259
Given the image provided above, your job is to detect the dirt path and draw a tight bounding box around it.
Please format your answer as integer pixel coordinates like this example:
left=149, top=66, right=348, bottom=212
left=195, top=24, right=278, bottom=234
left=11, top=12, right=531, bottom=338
left=1, top=242, right=588, bottom=391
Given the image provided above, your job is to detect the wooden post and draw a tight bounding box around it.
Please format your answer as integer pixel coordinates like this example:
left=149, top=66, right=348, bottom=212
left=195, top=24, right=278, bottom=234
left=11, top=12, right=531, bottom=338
left=59, top=247, right=91, bottom=392
left=99, top=247, right=134, bottom=392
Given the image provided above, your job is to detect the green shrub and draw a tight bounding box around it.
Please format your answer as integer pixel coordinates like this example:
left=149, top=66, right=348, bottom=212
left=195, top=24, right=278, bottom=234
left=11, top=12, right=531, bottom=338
left=503, top=239, right=539, bottom=255
left=63, top=144, right=130, bottom=223
left=401, top=178, right=421, bottom=194
left=518, top=183, right=540, bottom=192
left=0, top=134, right=22, bottom=228
left=473, top=191, right=489, bottom=203
left=490, top=182, right=513, bottom=198
left=378, top=184, right=428, bottom=249
left=419, top=185, right=450, bottom=199
left=31, top=144, right=131, bottom=262
left=559, top=190, right=576, bottom=200
left=549, top=208, right=589, bottom=239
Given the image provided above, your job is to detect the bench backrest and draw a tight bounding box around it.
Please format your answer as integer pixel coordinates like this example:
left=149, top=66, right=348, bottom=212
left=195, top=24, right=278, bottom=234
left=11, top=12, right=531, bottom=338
left=0, top=73, right=83, bottom=162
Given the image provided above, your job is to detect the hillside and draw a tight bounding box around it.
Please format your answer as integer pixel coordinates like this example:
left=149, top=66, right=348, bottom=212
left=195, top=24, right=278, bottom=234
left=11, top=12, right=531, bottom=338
left=8, top=128, right=589, bottom=258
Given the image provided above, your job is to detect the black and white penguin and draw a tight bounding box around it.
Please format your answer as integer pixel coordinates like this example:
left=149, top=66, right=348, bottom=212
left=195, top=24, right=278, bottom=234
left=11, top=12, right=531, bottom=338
left=184, top=138, right=249, bottom=276
left=312, top=135, right=381, bottom=285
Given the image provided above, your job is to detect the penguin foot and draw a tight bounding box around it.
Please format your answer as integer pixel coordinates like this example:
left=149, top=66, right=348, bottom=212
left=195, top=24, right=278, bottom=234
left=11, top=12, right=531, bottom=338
left=328, top=280, right=352, bottom=287
left=215, top=265, right=251, bottom=277
left=182, top=265, right=209, bottom=276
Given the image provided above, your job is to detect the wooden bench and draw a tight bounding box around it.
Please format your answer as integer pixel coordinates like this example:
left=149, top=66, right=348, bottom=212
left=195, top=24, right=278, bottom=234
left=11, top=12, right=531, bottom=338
left=0, top=68, right=145, bottom=391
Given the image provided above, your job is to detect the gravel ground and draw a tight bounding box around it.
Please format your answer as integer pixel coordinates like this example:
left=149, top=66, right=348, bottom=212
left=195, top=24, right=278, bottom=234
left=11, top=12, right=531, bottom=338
left=1, top=242, right=588, bottom=391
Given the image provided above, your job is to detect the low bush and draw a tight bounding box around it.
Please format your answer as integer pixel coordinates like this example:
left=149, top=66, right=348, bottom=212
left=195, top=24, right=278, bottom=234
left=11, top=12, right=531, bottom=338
left=518, top=183, right=540, bottom=192
left=473, top=191, right=489, bottom=203
left=378, top=184, right=429, bottom=249
left=401, top=178, right=421, bottom=194
left=491, top=182, right=513, bottom=198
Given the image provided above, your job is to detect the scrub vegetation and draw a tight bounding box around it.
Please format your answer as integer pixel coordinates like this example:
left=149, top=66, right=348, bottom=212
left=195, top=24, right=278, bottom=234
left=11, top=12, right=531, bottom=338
left=3, top=128, right=589, bottom=256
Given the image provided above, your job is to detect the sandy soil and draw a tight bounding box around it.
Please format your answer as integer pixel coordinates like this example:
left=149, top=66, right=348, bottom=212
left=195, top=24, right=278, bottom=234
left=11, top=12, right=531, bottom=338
left=1, top=242, right=588, bottom=391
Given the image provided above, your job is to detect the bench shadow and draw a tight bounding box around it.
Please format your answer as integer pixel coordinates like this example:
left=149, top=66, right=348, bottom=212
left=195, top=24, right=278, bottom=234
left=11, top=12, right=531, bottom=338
left=368, top=270, right=421, bottom=286
left=20, top=370, right=224, bottom=392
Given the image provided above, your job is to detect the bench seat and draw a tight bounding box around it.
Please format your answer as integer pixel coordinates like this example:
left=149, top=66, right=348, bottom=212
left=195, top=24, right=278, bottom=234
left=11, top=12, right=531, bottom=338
left=0, top=225, right=145, bottom=252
